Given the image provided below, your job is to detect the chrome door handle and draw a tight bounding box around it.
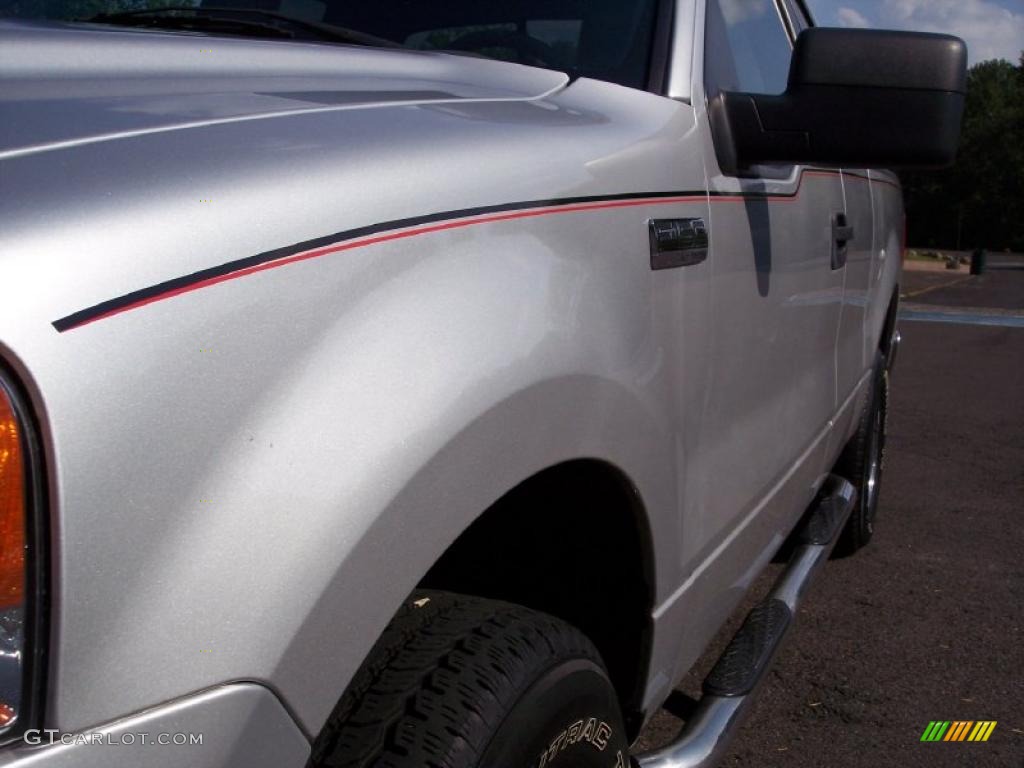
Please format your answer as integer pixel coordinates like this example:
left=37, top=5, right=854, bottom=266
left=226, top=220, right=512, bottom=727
left=832, top=212, right=854, bottom=269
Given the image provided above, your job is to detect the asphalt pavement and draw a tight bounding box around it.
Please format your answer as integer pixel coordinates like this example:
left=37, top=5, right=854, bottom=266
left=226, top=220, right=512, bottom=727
left=902, top=254, right=1024, bottom=311
left=635, top=263, right=1024, bottom=766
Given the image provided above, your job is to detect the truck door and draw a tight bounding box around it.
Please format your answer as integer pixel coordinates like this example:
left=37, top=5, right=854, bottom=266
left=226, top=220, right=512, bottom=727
left=690, top=0, right=845, bottom=566
left=830, top=169, right=875, bottom=451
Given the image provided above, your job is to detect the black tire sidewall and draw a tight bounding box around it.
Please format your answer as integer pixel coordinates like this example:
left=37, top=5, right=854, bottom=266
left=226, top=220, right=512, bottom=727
left=479, top=658, right=630, bottom=768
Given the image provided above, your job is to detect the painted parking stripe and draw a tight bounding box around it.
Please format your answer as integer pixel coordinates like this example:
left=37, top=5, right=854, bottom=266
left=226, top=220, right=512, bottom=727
left=899, top=309, right=1024, bottom=328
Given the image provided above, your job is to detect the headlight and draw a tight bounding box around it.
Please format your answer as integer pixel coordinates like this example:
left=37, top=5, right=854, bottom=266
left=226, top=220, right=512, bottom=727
left=0, top=370, right=45, bottom=743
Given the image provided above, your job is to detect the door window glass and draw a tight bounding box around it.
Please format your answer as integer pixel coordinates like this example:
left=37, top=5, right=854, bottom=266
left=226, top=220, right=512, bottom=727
left=782, top=0, right=811, bottom=36
left=705, top=0, right=793, bottom=95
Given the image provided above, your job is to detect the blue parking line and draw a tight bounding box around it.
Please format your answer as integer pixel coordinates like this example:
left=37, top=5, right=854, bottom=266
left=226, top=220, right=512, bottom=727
left=899, top=310, right=1024, bottom=328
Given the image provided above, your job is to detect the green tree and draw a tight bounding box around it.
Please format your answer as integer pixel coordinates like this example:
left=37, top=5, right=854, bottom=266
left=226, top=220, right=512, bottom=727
left=902, top=56, right=1024, bottom=252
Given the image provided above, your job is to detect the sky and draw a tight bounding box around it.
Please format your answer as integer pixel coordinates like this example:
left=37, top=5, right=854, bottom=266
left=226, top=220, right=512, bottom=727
left=804, top=0, right=1024, bottom=65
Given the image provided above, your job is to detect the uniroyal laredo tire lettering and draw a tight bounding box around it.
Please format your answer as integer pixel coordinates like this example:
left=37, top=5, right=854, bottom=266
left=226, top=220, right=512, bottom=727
left=537, top=718, right=613, bottom=767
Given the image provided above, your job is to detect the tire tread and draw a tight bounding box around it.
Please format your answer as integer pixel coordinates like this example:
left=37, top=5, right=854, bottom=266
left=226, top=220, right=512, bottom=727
left=310, top=591, right=604, bottom=768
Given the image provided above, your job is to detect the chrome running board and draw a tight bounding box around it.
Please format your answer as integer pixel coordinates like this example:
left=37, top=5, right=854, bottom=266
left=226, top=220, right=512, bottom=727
left=633, top=475, right=857, bottom=768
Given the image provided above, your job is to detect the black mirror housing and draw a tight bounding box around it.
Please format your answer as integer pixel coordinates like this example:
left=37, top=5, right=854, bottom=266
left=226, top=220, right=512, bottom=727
left=710, top=28, right=968, bottom=174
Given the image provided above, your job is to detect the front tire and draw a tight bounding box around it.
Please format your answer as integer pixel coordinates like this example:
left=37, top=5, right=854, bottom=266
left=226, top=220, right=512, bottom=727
left=310, top=590, right=631, bottom=768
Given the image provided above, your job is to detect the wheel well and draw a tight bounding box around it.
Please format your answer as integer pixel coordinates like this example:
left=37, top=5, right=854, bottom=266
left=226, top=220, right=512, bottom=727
left=419, top=459, right=655, bottom=739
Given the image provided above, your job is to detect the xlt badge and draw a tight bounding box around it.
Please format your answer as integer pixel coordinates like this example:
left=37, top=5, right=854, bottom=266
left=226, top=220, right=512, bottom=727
left=648, top=218, right=709, bottom=270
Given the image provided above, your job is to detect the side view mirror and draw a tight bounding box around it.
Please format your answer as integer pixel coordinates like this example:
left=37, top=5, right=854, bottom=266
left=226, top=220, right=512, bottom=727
left=709, top=28, right=968, bottom=175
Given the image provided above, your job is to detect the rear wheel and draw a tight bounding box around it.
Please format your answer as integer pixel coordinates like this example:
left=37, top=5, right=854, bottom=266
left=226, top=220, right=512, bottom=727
left=835, top=351, right=888, bottom=555
left=310, top=590, right=631, bottom=768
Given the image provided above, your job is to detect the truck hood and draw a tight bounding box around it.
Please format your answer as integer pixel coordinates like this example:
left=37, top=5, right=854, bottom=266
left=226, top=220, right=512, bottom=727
left=0, top=20, right=569, bottom=158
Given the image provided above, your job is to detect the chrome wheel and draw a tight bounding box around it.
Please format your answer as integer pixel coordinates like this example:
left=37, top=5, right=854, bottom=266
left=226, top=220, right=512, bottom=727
left=863, top=403, right=883, bottom=532
left=835, top=355, right=888, bottom=555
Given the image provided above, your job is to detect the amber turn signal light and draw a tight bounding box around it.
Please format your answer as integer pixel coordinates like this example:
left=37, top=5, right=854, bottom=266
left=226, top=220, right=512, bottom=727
left=0, top=388, right=24, bottom=610
left=0, top=380, right=29, bottom=735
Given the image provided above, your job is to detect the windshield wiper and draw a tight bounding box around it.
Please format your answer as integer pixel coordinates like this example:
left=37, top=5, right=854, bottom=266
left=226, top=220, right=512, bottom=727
left=84, top=6, right=403, bottom=48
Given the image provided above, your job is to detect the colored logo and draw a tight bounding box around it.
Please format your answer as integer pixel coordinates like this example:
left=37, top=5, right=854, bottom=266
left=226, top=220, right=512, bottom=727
left=921, top=721, right=997, bottom=742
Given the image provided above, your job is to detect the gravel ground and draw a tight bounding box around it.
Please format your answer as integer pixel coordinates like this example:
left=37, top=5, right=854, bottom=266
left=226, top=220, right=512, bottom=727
left=635, top=272, right=1024, bottom=766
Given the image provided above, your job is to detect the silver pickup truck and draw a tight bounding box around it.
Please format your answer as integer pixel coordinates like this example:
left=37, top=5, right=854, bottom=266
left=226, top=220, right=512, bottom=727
left=0, top=2, right=966, bottom=767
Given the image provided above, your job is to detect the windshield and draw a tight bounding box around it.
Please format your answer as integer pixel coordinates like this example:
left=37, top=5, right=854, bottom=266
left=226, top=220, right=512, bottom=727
left=4, top=0, right=661, bottom=90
